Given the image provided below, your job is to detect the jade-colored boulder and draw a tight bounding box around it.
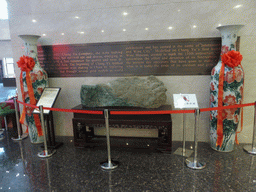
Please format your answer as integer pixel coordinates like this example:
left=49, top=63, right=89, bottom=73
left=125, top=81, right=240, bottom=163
left=80, top=76, right=167, bottom=108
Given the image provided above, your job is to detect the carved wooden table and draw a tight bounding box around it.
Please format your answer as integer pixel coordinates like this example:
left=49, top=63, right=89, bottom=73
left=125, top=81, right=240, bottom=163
left=72, top=105, right=172, bottom=152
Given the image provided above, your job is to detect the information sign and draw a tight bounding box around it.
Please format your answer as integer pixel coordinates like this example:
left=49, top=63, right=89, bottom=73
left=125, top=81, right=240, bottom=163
left=33, top=87, right=61, bottom=114
left=173, top=94, right=199, bottom=109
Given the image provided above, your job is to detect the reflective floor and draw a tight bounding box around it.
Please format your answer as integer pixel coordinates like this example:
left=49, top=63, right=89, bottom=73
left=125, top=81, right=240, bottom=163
left=0, top=83, right=16, bottom=102
left=0, top=132, right=256, bottom=192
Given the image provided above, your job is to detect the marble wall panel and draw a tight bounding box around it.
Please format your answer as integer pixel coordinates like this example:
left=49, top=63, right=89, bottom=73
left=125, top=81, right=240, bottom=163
left=7, top=0, right=256, bottom=142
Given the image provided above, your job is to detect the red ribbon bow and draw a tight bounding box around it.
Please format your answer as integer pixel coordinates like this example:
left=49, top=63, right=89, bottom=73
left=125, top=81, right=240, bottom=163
left=216, top=50, right=243, bottom=148
left=17, top=56, right=43, bottom=137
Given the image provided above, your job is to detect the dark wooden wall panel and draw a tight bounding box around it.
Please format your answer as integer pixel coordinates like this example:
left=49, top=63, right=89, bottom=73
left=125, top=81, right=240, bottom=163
left=37, top=37, right=240, bottom=77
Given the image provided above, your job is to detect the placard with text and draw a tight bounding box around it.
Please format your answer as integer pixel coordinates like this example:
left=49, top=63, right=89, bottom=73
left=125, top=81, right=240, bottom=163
left=33, top=87, right=61, bottom=114
left=38, top=37, right=239, bottom=77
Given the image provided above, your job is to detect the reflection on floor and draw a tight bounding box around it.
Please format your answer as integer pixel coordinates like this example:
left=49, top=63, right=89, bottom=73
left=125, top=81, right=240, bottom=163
left=0, top=83, right=16, bottom=102
left=0, top=134, right=255, bottom=191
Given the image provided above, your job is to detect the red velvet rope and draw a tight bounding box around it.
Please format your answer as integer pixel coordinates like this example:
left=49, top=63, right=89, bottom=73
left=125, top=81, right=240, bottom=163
left=200, top=102, right=255, bottom=112
left=110, top=110, right=195, bottom=115
left=17, top=100, right=103, bottom=115
left=17, top=99, right=255, bottom=115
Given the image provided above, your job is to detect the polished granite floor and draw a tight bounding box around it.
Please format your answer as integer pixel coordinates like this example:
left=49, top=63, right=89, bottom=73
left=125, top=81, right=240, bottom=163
left=0, top=83, right=16, bottom=102
left=0, top=132, right=256, bottom=192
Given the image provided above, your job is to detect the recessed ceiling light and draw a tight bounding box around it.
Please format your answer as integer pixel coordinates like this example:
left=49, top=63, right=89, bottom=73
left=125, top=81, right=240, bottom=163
left=123, top=29, right=126, bottom=31
left=123, top=12, right=128, bottom=16
left=78, top=31, right=84, bottom=34
left=193, top=25, right=197, bottom=28
left=101, top=30, right=104, bottom=32
left=168, top=26, right=173, bottom=30
left=42, top=34, right=46, bottom=36
left=178, top=9, right=181, bottom=12
left=61, top=33, right=64, bottom=35
left=74, top=16, right=80, bottom=19
left=218, top=24, right=222, bottom=26
left=233, top=4, right=242, bottom=9
left=145, top=28, right=149, bottom=30
left=32, top=19, right=37, bottom=23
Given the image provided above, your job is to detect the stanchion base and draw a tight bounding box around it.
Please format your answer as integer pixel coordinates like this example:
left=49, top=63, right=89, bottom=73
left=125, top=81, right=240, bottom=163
left=100, top=160, right=119, bottom=170
left=11, top=133, right=29, bottom=141
left=0, top=129, right=5, bottom=140
left=174, top=147, right=194, bottom=157
left=41, top=142, right=63, bottom=149
left=185, top=157, right=206, bottom=170
left=243, top=145, right=256, bottom=155
left=37, top=149, right=56, bottom=158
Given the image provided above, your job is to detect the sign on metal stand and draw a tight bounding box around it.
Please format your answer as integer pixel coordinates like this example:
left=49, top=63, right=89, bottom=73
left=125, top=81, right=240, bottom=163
left=100, top=109, right=119, bottom=170
left=37, top=105, right=56, bottom=158
left=173, top=94, right=198, bottom=157
left=243, top=102, right=256, bottom=154
left=11, top=98, right=28, bottom=141
left=185, top=109, right=206, bottom=169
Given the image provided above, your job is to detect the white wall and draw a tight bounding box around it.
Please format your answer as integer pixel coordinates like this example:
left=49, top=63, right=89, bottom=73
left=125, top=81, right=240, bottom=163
left=0, top=20, right=11, bottom=40
left=0, top=19, right=12, bottom=59
left=0, top=40, right=13, bottom=59
left=0, top=19, right=13, bottom=77
left=7, top=0, right=256, bottom=142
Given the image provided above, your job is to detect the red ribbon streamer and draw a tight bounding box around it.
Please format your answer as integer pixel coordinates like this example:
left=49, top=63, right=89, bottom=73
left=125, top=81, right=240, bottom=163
left=19, top=71, right=28, bottom=133
left=216, top=50, right=244, bottom=148
left=17, top=55, right=43, bottom=136
left=216, top=62, right=225, bottom=147
left=25, top=72, right=43, bottom=137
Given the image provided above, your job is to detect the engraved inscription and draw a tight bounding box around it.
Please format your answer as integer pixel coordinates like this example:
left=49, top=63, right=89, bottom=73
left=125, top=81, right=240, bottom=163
left=37, top=38, right=239, bottom=77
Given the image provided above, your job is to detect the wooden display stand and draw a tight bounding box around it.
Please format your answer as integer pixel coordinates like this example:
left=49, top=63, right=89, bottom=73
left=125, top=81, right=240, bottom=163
left=42, top=111, right=63, bottom=149
left=2, top=113, right=21, bottom=137
left=72, top=105, right=172, bottom=152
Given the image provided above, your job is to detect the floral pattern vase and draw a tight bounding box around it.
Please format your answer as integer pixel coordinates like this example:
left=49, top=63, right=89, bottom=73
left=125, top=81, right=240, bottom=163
left=19, top=35, right=48, bottom=144
left=209, top=25, right=244, bottom=152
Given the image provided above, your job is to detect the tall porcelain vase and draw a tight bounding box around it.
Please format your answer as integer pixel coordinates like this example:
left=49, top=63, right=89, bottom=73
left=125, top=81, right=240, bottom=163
left=209, top=25, right=244, bottom=152
left=19, top=35, right=48, bottom=144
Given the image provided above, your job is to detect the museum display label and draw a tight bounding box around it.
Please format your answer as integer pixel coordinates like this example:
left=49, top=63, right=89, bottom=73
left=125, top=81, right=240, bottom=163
left=33, top=87, right=61, bottom=114
left=173, top=94, right=199, bottom=109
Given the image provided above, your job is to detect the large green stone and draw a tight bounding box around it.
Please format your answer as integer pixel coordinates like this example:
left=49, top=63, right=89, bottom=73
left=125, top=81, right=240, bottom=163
left=80, top=76, right=167, bottom=108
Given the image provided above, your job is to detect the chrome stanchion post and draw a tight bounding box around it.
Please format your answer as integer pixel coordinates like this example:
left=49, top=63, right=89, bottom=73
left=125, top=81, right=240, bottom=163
left=37, top=105, right=56, bottom=158
left=174, top=110, right=193, bottom=157
left=243, top=102, right=256, bottom=154
left=0, top=117, right=6, bottom=140
left=185, top=108, right=206, bottom=169
left=182, top=113, right=186, bottom=156
left=100, top=109, right=118, bottom=170
left=12, top=98, right=28, bottom=141
left=4, top=116, right=8, bottom=130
